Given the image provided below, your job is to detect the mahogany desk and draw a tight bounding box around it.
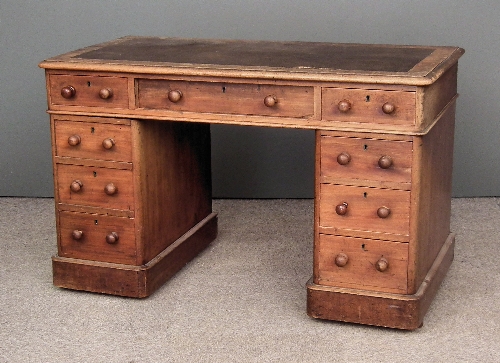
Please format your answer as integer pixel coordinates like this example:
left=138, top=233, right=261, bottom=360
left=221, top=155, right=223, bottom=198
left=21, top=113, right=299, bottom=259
left=40, top=37, right=464, bottom=329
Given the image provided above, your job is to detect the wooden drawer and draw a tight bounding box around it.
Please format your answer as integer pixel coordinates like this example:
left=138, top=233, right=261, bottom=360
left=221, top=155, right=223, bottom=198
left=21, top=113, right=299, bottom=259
left=56, top=164, right=134, bottom=211
left=320, top=134, right=413, bottom=186
left=54, top=119, right=132, bottom=162
left=137, top=79, right=314, bottom=118
left=49, top=74, right=129, bottom=108
left=322, top=87, right=415, bottom=125
left=58, top=211, right=137, bottom=264
left=316, top=234, right=408, bottom=294
left=319, top=184, right=410, bottom=240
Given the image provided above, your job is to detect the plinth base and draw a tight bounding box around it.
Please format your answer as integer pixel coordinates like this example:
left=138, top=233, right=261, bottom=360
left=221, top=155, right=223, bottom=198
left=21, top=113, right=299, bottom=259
left=307, top=233, right=455, bottom=330
left=52, top=213, right=218, bottom=298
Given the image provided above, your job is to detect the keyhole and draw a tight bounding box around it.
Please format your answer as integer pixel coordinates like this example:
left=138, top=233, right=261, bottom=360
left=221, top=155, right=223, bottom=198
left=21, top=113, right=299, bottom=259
left=365, top=95, right=370, bottom=102
left=87, top=81, right=92, bottom=87
left=94, top=220, right=98, bottom=225
left=222, top=86, right=226, bottom=93
left=91, top=127, right=95, bottom=134
left=93, top=171, right=97, bottom=177
left=364, top=144, right=368, bottom=150
left=361, top=244, right=366, bottom=250
left=363, top=192, right=368, bottom=198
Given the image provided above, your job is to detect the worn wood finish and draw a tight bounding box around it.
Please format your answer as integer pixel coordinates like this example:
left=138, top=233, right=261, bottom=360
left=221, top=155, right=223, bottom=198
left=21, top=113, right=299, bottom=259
left=308, top=233, right=455, bottom=330
left=41, top=37, right=462, bottom=328
left=137, top=79, right=314, bottom=118
left=54, top=118, right=132, bottom=162
left=322, top=87, right=416, bottom=126
left=316, top=234, right=408, bottom=294
left=319, top=184, right=411, bottom=240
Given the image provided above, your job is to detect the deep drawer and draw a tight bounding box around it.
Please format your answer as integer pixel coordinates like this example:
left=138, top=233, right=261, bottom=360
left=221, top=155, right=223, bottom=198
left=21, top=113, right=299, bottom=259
left=322, top=87, right=416, bottom=125
left=54, top=119, right=132, bottom=162
left=58, top=211, right=137, bottom=265
left=49, top=74, right=129, bottom=108
left=137, top=79, right=314, bottom=118
left=319, top=184, right=410, bottom=240
left=320, top=134, right=413, bottom=185
left=56, top=164, right=134, bottom=211
left=316, top=234, right=408, bottom=294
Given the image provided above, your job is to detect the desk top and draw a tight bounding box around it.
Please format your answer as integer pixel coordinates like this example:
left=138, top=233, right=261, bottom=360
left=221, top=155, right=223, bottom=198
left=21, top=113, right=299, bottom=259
left=40, top=37, right=463, bottom=85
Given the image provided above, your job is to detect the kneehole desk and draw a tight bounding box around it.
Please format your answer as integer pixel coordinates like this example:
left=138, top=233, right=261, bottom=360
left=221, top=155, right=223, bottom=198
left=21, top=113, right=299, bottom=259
left=40, top=37, right=464, bottom=330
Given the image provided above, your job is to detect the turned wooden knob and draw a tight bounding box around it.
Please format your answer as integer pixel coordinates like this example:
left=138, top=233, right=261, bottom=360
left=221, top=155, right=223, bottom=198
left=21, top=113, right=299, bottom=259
left=377, top=206, right=391, bottom=219
left=335, top=202, right=348, bottom=215
left=378, top=155, right=393, bottom=169
left=264, top=95, right=277, bottom=107
left=70, top=180, right=83, bottom=193
left=335, top=253, right=349, bottom=267
left=99, top=88, right=113, bottom=99
left=68, top=135, right=81, bottom=146
left=104, top=183, right=117, bottom=196
left=71, top=230, right=83, bottom=241
left=375, top=257, right=389, bottom=272
left=338, top=100, right=352, bottom=113
left=337, top=152, right=351, bottom=165
left=382, top=102, right=395, bottom=114
left=102, top=138, right=115, bottom=150
left=61, top=86, right=76, bottom=99
left=106, top=232, right=119, bottom=244
left=167, top=90, right=183, bottom=103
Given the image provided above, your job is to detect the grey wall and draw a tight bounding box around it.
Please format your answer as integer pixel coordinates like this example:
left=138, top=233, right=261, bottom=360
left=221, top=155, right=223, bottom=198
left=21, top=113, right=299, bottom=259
left=1, top=1, right=498, bottom=198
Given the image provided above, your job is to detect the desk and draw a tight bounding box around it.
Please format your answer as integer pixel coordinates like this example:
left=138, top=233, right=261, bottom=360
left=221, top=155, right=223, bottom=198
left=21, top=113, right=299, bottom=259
left=40, top=37, right=463, bottom=329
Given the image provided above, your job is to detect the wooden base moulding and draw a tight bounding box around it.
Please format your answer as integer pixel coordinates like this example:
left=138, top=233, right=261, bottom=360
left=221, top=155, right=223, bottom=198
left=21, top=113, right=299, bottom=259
left=52, top=213, right=218, bottom=298
left=307, top=233, right=455, bottom=330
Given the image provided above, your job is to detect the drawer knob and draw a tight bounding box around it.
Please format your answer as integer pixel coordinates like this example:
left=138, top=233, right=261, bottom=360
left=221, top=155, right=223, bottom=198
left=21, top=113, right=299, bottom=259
left=264, top=95, right=278, bottom=107
left=99, top=88, right=113, bottom=99
left=168, top=90, right=183, bottom=103
left=382, top=102, right=396, bottom=114
left=70, top=180, right=83, bottom=193
left=335, top=202, right=348, bottom=215
left=61, top=86, right=76, bottom=99
left=68, top=135, right=81, bottom=146
left=338, top=100, right=352, bottom=113
left=335, top=253, right=349, bottom=267
left=71, top=230, right=83, bottom=241
left=337, top=152, right=351, bottom=165
left=378, top=155, right=393, bottom=169
left=102, top=138, right=115, bottom=150
left=377, top=206, right=391, bottom=219
left=106, top=232, right=119, bottom=244
left=104, top=183, right=117, bottom=195
left=375, top=257, right=389, bottom=272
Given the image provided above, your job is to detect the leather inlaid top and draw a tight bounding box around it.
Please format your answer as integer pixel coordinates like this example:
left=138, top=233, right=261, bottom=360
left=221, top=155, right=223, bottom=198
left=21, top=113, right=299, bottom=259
left=76, top=37, right=434, bottom=73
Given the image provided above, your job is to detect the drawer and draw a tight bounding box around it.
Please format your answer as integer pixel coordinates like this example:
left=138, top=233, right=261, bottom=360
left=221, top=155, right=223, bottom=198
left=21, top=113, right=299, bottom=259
left=54, top=119, right=132, bottom=162
left=49, top=74, right=129, bottom=108
left=319, top=184, right=410, bottom=240
left=320, top=135, right=412, bottom=185
left=316, top=234, right=408, bottom=294
left=58, top=211, right=137, bottom=264
left=137, top=80, right=314, bottom=118
left=322, top=87, right=415, bottom=125
left=56, top=164, right=134, bottom=211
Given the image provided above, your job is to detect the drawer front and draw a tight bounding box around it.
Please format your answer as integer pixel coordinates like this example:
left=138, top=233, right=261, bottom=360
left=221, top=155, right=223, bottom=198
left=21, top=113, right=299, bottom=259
left=322, top=87, right=415, bottom=125
left=316, top=234, right=408, bottom=294
left=54, top=120, right=132, bottom=162
left=319, top=184, right=410, bottom=239
left=320, top=135, right=413, bottom=184
left=56, top=164, right=134, bottom=211
left=137, top=80, right=314, bottom=118
left=58, top=211, right=136, bottom=264
left=49, top=74, right=129, bottom=108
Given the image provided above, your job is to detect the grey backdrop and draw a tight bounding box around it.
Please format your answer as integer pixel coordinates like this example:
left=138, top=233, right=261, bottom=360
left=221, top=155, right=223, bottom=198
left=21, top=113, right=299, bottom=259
left=1, top=1, right=498, bottom=198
